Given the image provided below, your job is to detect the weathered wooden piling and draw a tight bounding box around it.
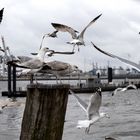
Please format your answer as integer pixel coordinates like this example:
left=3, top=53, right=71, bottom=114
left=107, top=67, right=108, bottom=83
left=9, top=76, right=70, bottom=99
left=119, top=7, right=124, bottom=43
left=20, top=84, right=70, bottom=140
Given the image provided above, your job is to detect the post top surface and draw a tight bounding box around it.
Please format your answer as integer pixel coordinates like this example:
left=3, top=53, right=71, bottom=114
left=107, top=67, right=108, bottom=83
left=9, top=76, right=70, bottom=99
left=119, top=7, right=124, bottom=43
left=27, top=83, right=70, bottom=89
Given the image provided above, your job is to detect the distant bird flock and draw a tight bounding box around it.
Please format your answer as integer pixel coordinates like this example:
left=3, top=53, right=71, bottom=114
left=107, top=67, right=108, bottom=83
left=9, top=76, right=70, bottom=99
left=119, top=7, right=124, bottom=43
left=0, top=9, right=139, bottom=139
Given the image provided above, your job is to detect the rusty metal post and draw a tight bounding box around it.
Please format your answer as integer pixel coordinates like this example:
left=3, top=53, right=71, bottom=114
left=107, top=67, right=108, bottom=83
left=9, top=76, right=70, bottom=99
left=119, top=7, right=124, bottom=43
left=20, top=83, right=70, bottom=140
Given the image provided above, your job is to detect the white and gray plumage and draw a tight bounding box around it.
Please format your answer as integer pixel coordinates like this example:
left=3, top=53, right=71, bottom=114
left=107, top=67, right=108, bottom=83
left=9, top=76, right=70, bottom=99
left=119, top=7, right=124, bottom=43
left=69, top=88, right=109, bottom=133
left=11, top=47, right=50, bottom=83
left=17, top=56, right=32, bottom=63
left=39, top=60, right=80, bottom=83
left=10, top=47, right=50, bottom=70
left=91, top=42, right=140, bottom=72
left=0, top=8, right=4, bottom=24
left=49, top=14, right=102, bottom=52
left=48, top=23, right=79, bottom=38
left=112, top=84, right=137, bottom=96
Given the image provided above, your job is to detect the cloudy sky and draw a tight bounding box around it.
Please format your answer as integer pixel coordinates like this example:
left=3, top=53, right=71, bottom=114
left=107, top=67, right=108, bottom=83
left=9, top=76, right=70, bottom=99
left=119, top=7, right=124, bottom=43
left=1, top=0, right=140, bottom=71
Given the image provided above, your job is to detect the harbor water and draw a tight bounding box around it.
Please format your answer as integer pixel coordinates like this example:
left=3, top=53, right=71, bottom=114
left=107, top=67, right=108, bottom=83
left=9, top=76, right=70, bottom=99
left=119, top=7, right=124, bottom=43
left=0, top=81, right=140, bottom=140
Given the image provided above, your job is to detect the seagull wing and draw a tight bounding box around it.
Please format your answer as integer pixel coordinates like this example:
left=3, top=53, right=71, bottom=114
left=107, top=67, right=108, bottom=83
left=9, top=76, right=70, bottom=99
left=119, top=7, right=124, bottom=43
left=53, top=51, right=74, bottom=55
left=46, top=61, right=69, bottom=71
left=112, top=87, right=123, bottom=96
left=91, top=42, right=140, bottom=72
left=16, top=58, right=43, bottom=69
left=0, top=8, right=4, bottom=23
left=79, top=14, right=102, bottom=39
left=17, top=56, right=32, bottom=63
left=51, top=23, right=78, bottom=39
left=126, top=84, right=137, bottom=90
left=69, top=89, right=88, bottom=112
left=87, top=89, right=102, bottom=120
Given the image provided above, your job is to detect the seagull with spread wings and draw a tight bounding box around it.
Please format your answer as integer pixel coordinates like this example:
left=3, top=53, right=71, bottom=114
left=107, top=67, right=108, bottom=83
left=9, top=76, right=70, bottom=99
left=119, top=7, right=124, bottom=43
left=69, top=88, right=109, bottom=133
left=112, top=84, right=137, bottom=96
left=91, top=42, right=140, bottom=72
left=47, top=14, right=102, bottom=52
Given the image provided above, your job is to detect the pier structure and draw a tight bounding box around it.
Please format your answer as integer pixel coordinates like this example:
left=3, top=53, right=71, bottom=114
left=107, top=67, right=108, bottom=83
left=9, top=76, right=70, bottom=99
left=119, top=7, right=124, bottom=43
left=1, top=36, right=17, bottom=97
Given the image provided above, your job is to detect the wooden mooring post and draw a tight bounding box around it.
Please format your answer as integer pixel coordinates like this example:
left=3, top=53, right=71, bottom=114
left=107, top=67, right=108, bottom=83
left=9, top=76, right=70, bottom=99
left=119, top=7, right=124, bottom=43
left=20, top=83, right=70, bottom=140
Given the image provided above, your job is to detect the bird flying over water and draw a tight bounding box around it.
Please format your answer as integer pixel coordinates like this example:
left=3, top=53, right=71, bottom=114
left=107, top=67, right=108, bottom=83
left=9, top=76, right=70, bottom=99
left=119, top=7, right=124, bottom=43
left=48, top=14, right=102, bottom=52
left=0, top=8, right=4, bottom=24
left=69, top=88, right=109, bottom=133
left=91, top=42, right=140, bottom=72
left=112, top=84, right=137, bottom=96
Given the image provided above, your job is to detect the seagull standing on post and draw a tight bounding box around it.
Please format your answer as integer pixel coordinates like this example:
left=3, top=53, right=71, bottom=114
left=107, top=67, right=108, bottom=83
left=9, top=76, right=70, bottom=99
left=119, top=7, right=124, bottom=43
left=39, top=60, right=80, bottom=83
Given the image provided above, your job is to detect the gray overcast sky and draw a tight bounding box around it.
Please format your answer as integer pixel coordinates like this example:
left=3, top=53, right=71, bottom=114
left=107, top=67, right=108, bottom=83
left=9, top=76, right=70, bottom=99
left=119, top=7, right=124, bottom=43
left=1, top=0, right=140, bottom=71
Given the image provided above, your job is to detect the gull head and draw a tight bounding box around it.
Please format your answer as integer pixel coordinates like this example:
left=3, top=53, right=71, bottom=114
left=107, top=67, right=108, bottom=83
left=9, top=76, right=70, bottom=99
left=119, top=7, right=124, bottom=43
left=40, top=47, right=50, bottom=52
left=37, top=47, right=50, bottom=59
left=96, top=87, right=102, bottom=92
left=72, top=65, right=81, bottom=72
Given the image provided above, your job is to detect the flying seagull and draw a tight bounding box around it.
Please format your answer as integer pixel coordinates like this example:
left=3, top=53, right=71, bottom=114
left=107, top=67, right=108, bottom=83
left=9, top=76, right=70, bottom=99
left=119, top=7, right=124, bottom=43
left=49, top=14, right=102, bottom=52
left=0, top=8, right=4, bottom=24
left=69, top=88, right=109, bottom=133
left=91, top=42, right=140, bottom=72
left=112, top=84, right=137, bottom=96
